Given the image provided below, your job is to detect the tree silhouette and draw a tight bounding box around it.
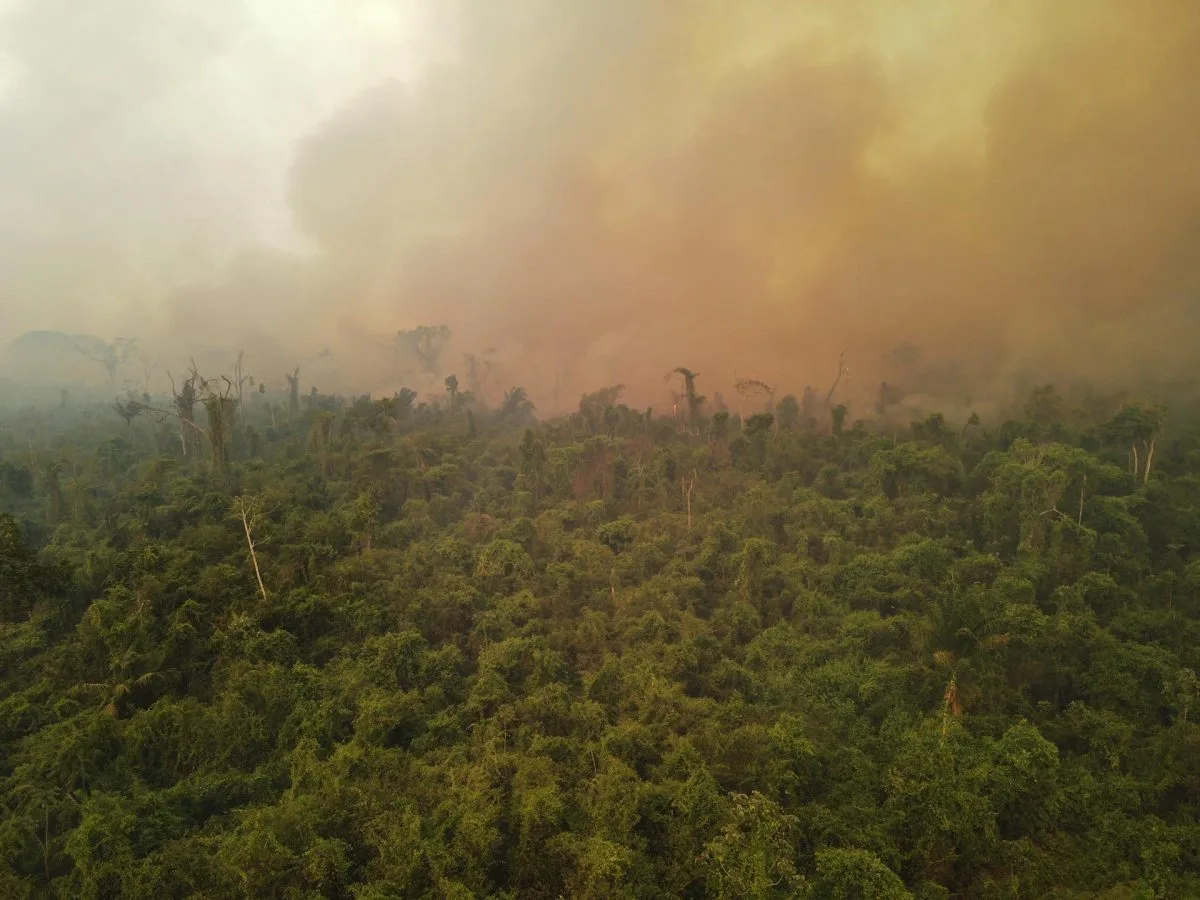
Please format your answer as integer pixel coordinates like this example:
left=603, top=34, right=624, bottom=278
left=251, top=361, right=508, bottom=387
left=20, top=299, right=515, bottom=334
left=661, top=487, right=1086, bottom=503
left=230, top=495, right=269, bottom=601
left=735, top=378, right=775, bottom=415
left=1099, top=403, right=1167, bottom=483
left=500, top=386, right=535, bottom=421
left=111, top=397, right=147, bottom=429
left=75, top=337, right=137, bottom=388
left=167, top=370, right=200, bottom=456
left=667, top=368, right=705, bottom=424
left=285, top=368, right=301, bottom=420
left=580, top=384, right=625, bottom=434
left=825, top=350, right=849, bottom=408
left=396, top=325, right=451, bottom=374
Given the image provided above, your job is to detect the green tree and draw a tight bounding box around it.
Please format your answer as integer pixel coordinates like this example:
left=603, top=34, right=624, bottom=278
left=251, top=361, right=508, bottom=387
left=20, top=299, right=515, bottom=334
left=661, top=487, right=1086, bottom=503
left=702, top=792, right=804, bottom=899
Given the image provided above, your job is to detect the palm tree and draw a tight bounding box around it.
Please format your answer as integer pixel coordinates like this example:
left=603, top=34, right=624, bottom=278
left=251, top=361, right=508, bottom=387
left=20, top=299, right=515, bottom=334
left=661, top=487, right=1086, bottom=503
left=112, top=396, right=146, bottom=429
left=933, top=628, right=1010, bottom=738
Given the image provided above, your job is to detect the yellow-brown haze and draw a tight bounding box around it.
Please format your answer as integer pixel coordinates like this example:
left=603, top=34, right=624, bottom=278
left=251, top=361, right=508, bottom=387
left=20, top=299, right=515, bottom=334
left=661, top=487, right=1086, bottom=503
left=284, top=0, right=1200, bottom=412
left=11, top=0, right=1199, bottom=414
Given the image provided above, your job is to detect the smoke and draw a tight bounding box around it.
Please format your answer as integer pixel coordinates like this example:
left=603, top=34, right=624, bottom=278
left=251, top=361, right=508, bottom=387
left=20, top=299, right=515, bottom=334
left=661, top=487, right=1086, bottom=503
left=0, top=0, right=430, bottom=345
left=4, top=1, right=1200, bottom=411
left=286, top=0, right=1200, bottom=409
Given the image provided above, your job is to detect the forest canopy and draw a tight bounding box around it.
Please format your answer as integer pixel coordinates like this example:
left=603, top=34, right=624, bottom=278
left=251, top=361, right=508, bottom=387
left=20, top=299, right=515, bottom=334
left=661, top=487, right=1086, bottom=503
left=4, top=1, right=1200, bottom=896
left=1, top=369, right=1199, bottom=898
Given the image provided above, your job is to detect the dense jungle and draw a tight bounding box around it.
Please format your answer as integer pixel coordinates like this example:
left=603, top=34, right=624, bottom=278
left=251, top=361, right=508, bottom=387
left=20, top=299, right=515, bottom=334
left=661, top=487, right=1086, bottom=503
left=1, top=359, right=1198, bottom=899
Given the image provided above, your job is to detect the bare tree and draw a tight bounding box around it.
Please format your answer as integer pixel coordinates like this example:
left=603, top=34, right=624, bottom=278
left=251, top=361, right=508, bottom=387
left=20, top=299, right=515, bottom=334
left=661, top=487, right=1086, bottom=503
left=825, top=350, right=850, bottom=408
left=161, top=365, right=237, bottom=478
left=736, top=378, right=776, bottom=418
left=230, top=495, right=269, bottom=601
left=167, top=370, right=201, bottom=456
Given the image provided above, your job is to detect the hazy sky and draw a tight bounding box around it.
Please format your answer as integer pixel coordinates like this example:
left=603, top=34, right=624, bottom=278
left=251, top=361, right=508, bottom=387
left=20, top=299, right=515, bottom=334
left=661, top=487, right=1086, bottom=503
left=0, top=0, right=435, bottom=336
left=2, top=1, right=1199, bottom=409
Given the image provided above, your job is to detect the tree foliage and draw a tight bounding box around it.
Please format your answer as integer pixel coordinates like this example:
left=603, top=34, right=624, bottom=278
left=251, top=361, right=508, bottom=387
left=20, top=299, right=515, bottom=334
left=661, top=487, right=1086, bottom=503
left=0, top=381, right=1198, bottom=897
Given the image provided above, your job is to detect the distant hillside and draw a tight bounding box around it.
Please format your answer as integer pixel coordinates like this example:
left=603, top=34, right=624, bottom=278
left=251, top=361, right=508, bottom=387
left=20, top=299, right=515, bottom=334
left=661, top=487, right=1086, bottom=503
left=0, top=330, right=111, bottom=389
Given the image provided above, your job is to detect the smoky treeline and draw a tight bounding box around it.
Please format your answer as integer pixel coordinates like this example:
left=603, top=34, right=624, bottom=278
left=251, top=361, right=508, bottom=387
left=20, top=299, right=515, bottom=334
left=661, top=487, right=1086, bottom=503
left=1, top=285, right=1197, bottom=897
left=2, top=1, right=1200, bottom=413
left=0, top=325, right=1190, bottom=456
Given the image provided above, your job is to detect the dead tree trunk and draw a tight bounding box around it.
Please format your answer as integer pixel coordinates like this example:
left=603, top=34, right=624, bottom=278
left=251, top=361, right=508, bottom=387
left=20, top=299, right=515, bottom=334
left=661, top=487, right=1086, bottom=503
left=168, top=371, right=200, bottom=457
left=825, top=350, right=849, bottom=409
left=231, top=496, right=268, bottom=601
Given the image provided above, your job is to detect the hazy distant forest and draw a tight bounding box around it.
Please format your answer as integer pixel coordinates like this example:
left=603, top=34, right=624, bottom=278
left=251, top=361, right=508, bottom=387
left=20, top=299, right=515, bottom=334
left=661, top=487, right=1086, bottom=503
left=0, top=328, right=1198, bottom=900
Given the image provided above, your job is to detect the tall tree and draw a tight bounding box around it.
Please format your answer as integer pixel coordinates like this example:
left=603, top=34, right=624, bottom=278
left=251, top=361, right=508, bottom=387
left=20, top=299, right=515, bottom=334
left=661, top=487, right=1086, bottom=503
left=396, top=325, right=451, bottom=374
left=824, top=350, right=849, bottom=408
left=580, top=385, right=625, bottom=434
left=41, top=459, right=65, bottom=523
left=308, top=412, right=335, bottom=478
left=195, top=375, right=238, bottom=481
left=285, top=368, right=301, bottom=420
left=1099, top=403, right=1167, bottom=483
left=111, top=397, right=146, bottom=430
left=230, top=495, right=269, bottom=601
left=519, top=428, right=547, bottom=504
left=667, top=368, right=705, bottom=424
left=0, top=514, right=58, bottom=622
left=167, top=370, right=201, bottom=456
left=232, top=351, right=252, bottom=412
left=735, top=378, right=775, bottom=416
left=499, top=386, right=535, bottom=423
left=75, top=337, right=137, bottom=388
left=463, top=351, right=495, bottom=402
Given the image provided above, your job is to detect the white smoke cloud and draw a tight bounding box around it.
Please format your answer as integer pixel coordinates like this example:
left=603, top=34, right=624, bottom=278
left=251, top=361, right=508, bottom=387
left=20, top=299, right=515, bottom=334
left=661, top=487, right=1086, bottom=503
left=0, top=0, right=436, bottom=338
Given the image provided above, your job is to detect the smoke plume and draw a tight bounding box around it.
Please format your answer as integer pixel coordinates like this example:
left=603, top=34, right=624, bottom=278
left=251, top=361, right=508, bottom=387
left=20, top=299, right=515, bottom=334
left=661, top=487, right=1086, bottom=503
left=4, top=0, right=1200, bottom=411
